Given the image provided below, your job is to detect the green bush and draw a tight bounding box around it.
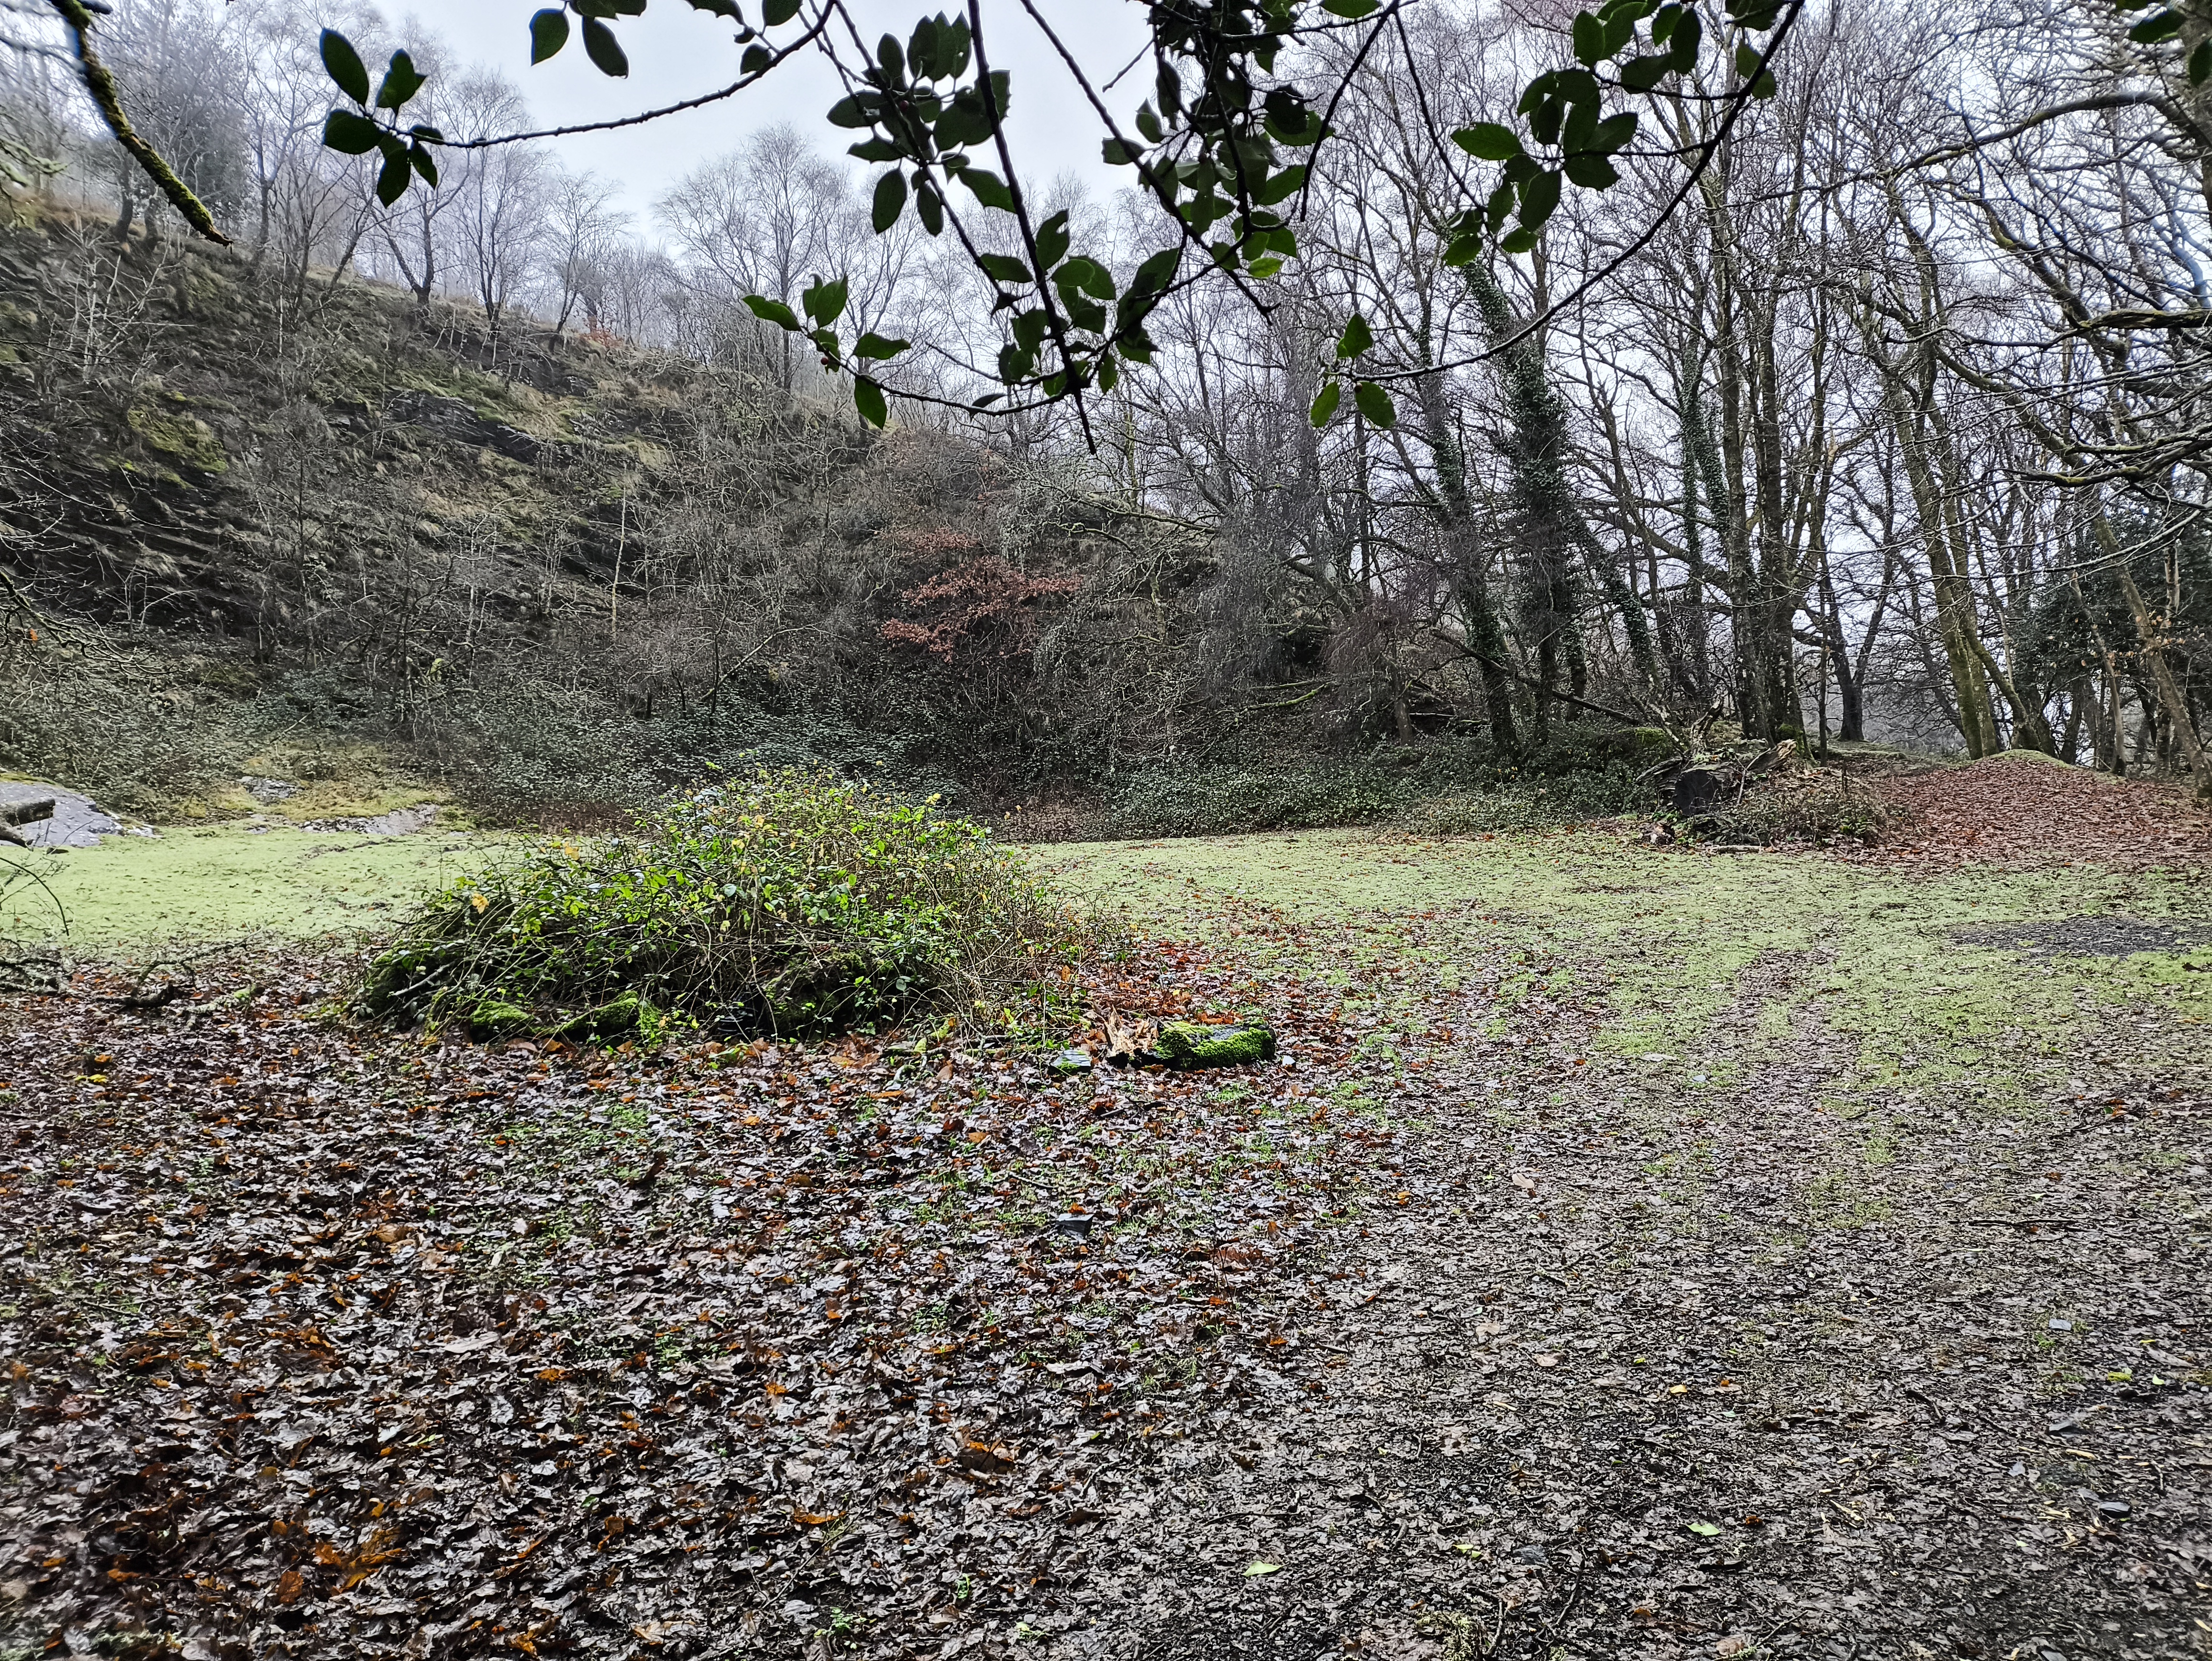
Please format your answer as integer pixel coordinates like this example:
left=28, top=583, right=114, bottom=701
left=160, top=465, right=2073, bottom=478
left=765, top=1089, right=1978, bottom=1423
left=1405, top=764, right=1649, bottom=835
left=359, top=769, right=1085, bottom=1038
left=1099, top=756, right=1416, bottom=837
left=406, top=676, right=956, bottom=824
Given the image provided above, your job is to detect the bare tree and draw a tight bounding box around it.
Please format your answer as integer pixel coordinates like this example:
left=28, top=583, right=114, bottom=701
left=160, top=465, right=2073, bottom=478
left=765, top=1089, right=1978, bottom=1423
left=542, top=167, right=627, bottom=338
left=659, top=124, right=855, bottom=391
left=232, top=0, right=380, bottom=304
left=440, top=69, right=547, bottom=358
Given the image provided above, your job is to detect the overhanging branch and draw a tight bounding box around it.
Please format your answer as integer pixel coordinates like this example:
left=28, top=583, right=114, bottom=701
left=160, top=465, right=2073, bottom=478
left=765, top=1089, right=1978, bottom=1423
left=49, top=0, right=229, bottom=245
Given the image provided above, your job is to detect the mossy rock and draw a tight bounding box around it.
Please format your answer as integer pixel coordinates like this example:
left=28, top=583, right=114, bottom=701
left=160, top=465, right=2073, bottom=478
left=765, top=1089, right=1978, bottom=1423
left=468, top=999, right=534, bottom=1041
left=1156, top=1020, right=1276, bottom=1068
left=546, top=992, right=652, bottom=1043
left=126, top=406, right=227, bottom=474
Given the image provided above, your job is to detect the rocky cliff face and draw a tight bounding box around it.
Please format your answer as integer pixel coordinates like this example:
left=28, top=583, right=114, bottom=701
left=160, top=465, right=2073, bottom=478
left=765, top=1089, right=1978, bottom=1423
left=0, top=215, right=691, bottom=636
left=0, top=214, right=1132, bottom=822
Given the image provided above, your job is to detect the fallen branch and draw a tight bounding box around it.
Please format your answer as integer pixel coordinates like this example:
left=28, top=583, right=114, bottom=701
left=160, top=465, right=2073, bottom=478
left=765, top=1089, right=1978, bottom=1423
left=0, top=954, right=66, bottom=994
left=169, top=982, right=260, bottom=1019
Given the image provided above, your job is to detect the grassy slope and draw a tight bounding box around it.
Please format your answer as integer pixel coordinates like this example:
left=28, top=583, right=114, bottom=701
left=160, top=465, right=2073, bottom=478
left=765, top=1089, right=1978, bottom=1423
left=1046, top=826, right=2212, bottom=1114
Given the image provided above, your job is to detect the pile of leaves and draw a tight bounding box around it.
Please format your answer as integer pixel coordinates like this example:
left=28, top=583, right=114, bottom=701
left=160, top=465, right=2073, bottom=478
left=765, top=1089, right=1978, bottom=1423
left=1683, top=762, right=1889, bottom=847
left=0, top=920, right=1430, bottom=1659
left=1873, top=750, right=2212, bottom=866
left=358, top=771, right=1087, bottom=1038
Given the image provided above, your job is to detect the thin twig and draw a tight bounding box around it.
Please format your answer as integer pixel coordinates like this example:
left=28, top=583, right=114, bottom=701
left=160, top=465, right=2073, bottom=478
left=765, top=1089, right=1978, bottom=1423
left=435, top=13, right=832, bottom=151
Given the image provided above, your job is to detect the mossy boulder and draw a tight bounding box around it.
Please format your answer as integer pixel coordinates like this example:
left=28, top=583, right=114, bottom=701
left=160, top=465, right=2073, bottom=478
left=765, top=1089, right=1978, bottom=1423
left=468, top=999, right=534, bottom=1041
left=546, top=993, right=656, bottom=1044
left=1156, top=1020, right=1276, bottom=1068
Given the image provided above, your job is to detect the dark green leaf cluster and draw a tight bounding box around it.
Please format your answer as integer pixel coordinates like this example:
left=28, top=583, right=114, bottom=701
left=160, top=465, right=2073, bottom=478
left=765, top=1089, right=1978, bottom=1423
left=318, top=29, right=440, bottom=205
left=789, top=9, right=1208, bottom=422
left=313, top=0, right=1797, bottom=434
left=1450, top=0, right=1784, bottom=258
left=528, top=0, right=787, bottom=77
left=357, top=769, right=1084, bottom=1040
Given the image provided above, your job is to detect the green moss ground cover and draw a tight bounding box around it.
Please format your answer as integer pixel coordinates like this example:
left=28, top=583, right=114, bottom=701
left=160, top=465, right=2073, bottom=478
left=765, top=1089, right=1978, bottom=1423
left=0, top=825, right=490, bottom=949
left=1045, top=826, right=2212, bottom=1112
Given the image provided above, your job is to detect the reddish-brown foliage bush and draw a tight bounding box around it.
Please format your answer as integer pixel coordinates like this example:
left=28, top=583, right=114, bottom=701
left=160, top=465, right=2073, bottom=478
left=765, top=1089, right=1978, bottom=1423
left=880, top=555, right=1083, bottom=664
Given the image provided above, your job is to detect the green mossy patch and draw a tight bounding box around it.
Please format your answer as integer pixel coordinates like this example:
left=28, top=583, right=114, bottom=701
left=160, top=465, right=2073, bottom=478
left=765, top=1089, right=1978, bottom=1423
left=544, top=992, right=655, bottom=1044
left=1045, top=827, right=2212, bottom=1118
left=1980, top=747, right=2082, bottom=771
left=125, top=405, right=226, bottom=474
left=0, top=824, right=493, bottom=948
left=468, top=999, right=535, bottom=1040
left=1157, top=1020, right=1277, bottom=1067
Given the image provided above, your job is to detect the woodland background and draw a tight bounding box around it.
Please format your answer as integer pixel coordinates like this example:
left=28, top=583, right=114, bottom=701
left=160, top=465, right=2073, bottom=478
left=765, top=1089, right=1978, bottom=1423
left=1, top=0, right=2208, bottom=827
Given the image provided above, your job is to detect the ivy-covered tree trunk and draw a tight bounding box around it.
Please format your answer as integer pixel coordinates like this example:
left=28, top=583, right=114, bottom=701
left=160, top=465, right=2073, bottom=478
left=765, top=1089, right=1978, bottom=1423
left=1411, top=370, right=1518, bottom=753
left=1468, top=267, right=1654, bottom=724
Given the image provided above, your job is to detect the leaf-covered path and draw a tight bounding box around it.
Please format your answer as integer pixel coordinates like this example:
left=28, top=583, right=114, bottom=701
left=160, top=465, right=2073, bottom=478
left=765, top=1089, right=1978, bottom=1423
left=1094, top=926, right=2209, bottom=1660
left=3, top=828, right=2209, bottom=1661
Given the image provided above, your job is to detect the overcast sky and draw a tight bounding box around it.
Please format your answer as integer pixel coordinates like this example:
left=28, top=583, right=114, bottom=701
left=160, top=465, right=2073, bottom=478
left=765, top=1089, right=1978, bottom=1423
left=425, top=1, right=1152, bottom=231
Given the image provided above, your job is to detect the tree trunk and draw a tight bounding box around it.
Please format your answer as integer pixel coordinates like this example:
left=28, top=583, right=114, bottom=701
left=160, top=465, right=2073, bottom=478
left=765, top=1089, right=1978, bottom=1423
left=1886, top=403, right=1998, bottom=757
left=1412, top=370, right=1518, bottom=752
left=2061, top=678, right=2088, bottom=764
left=1816, top=549, right=1865, bottom=742
left=2109, top=552, right=2210, bottom=793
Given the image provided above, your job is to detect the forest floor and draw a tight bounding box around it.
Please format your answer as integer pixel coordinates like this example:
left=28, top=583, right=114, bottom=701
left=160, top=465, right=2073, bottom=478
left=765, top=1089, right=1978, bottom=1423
left=2, top=757, right=2210, bottom=1661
